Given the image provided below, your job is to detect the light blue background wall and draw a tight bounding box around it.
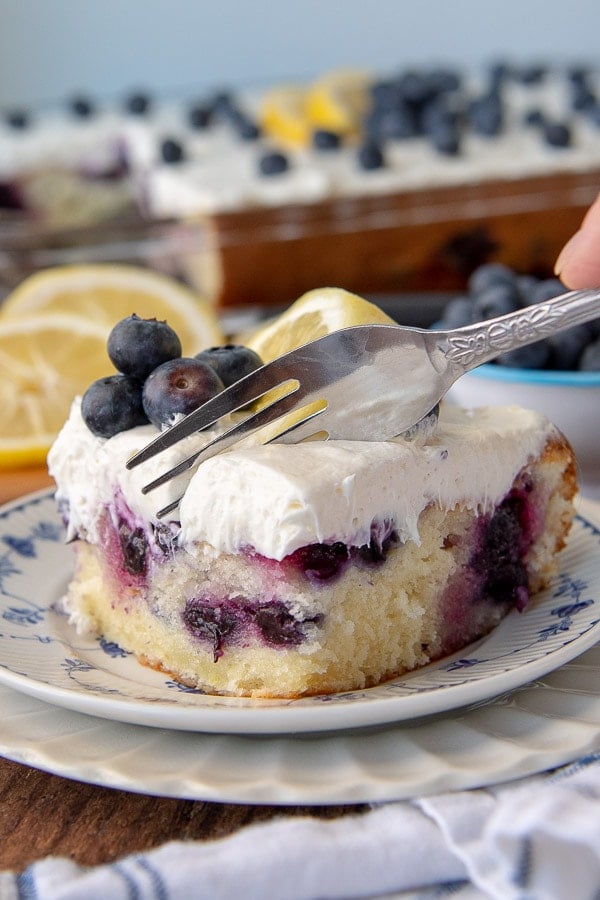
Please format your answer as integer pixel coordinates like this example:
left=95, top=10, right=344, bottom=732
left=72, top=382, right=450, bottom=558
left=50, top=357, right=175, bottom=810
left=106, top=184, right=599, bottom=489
left=1, top=0, right=599, bottom=106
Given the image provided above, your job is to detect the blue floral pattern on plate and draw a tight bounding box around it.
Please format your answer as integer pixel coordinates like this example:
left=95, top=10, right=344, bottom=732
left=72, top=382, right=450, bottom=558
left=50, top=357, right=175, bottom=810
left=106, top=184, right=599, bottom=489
left=0, top=489, right=598, bottom=735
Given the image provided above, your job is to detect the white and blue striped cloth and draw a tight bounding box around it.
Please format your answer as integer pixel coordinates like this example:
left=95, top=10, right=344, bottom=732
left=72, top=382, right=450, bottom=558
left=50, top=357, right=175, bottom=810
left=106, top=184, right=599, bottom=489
left=4, top=751, right=599, bottom=900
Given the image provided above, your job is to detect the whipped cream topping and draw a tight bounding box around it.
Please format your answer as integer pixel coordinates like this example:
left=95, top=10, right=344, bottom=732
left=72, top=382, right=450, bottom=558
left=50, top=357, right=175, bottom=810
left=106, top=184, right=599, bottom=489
left=48, top=399, right=559, bottom=561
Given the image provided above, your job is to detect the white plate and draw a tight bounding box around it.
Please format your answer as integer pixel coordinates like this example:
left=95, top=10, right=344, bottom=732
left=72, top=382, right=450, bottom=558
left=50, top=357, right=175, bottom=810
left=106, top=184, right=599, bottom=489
left=0, top=646, right=598, bottom=803
left=0, top=490, right=598, bottom=736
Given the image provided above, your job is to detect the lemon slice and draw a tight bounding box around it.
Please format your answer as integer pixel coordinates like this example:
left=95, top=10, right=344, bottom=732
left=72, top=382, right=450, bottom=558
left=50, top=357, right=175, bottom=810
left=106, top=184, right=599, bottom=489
left=259, top=84, right=311, bottom=147
left=0, top=315, right=114, bottom=467
left=305, top=69, right=371, bottom=137
left=0, top=264, right=224, bottom=355
left=244, top=287, right=396, bottom=363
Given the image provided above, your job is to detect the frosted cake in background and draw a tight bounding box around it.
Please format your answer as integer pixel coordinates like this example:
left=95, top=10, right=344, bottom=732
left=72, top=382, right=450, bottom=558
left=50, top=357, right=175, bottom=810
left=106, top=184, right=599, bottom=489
left=2, top=61, right=599, bottom=306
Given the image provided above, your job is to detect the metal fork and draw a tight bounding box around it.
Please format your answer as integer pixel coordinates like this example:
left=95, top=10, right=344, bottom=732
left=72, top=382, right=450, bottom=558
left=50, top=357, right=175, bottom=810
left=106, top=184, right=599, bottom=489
left=127, top=287, right=600, bottom=517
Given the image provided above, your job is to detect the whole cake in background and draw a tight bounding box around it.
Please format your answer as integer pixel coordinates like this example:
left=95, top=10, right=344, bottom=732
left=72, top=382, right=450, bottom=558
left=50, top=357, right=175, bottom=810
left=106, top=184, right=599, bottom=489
left=2, top=61, right=599, bottom=306
left=48, top=293, right=577, bottom=698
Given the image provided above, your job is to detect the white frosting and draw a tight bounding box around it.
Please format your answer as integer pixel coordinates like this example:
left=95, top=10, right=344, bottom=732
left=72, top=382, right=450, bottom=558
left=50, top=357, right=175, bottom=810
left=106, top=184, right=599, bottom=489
left=48, top=399, right=558, bottom=561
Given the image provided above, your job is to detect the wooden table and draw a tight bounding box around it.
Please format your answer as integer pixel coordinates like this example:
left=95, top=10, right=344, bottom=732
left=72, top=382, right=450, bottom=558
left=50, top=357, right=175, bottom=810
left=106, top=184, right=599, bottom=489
left=0, top=466, right=366, bottom=874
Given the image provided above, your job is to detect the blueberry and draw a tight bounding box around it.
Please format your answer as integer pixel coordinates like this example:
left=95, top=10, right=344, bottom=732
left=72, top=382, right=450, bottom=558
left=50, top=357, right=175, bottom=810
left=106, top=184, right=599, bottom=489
left=70, top=95, right=95, bottom=118
left=469, top=95, right=503, bottom=136
left=523, top=108, right=545, bottom=128
left=548, top=325, right=591, bottom=370
left=366, top=105, right=416, bottom=140
left=108, top=314, right=182, bottom=380
left=183, top=599, right=237, bottom=661
left=195, top=344, right=263, bottom=387
left=211, top=90, right=237, bottom=119
left=231, top=112, right=260, bottom=141
left=437, top=296, right=474, bottom=329
left=473, top=282, right=521, bottom=320
left=126, top=92, right=152, bottom=115
left=579, top=339, right=600, bottom=371
left=428, top=68, right=462, bottom=94
left=497, top=340, right=551, bottom=369
left=357, top=139, right=385, bottom=170
left=515, top=65, right=546, bottom=85
left=254, top=602, right=308, bottom=646
left=5, top=109, right=29, bottom=129
left=472, top=490, right=530, bottom=607
left=421, top=100, right=457, bottom=136
left=397, top=71, right=435, bottom=107
left=142, top=358, right=224, bottom=428
left=529, top=278, right=564, bottom=305
left=571, top=85, right=596, bottom=112
left=258, top=150, right=289, bottom=176
left=543, top=122, right=571, bottom=148
left=312, top=128, right=342, bottom=150
left=288, top=542, right=349, bottom=582
left=188, top=103, right=213, bottom=129
left=429, top=121, right=460, bottom=156
left=160, top=137, right=185, bottom=163
left=81, top=374, right=148, bottom=438
left=369, top=79, right=403, bottom=110
left=515, top=274, right=540, bottom=305
left=118, top=519, right=148, bottom=576
left=468, top=262, right=516, bottom=296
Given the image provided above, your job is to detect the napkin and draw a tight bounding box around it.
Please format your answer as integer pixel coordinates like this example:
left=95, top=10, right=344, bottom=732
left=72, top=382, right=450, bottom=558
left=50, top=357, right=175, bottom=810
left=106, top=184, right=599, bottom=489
left=3, top=751, right=599, bottom=900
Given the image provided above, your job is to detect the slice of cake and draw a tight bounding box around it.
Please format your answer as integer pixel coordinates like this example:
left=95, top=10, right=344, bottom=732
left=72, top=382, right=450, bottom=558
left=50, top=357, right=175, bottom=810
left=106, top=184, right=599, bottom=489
left=48, top=393, right=576, bottom=698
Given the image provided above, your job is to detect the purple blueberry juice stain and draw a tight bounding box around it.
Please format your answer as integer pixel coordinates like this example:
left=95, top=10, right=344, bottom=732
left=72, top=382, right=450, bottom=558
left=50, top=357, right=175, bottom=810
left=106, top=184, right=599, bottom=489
left=118, top=520, right=147, bottom=576
left=287, top=541, right=350, bottom=582
left=182, top=596, right=323, bottom=659
left=183, top=599, right=238, bottom=661
left=469, top=484, right=536, bottom=608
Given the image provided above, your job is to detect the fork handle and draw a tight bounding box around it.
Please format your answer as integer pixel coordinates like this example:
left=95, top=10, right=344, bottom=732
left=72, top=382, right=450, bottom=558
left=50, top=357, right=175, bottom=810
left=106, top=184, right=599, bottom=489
left=439, top=287, right=600, bottom=374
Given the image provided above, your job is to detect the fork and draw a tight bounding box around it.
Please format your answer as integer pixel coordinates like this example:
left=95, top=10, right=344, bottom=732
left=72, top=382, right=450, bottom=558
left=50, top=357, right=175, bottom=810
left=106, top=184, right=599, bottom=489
left=127, top=287, right=600, bottom=517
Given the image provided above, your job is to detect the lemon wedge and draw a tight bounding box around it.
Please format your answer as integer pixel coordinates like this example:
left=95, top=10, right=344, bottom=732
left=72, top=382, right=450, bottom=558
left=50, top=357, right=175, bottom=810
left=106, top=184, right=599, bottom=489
left=305, top=69, right=372, bottom=137
left=259, top=84, right=311, bottom=146
left=0, top=264, right=224, bottom=355
left=244, top=287, right=396, bottom=363
left=0, top=315, right=114, bottom=467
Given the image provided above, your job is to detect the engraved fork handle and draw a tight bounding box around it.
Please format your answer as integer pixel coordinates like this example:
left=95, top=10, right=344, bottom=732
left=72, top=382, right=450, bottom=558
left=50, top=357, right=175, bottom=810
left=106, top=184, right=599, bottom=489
left=435, top=288, right=600, bottom=375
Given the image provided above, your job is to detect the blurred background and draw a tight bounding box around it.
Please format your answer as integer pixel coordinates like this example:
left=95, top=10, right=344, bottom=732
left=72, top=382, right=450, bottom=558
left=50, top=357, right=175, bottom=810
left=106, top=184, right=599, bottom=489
left=1, top=0, right=599, bottom=105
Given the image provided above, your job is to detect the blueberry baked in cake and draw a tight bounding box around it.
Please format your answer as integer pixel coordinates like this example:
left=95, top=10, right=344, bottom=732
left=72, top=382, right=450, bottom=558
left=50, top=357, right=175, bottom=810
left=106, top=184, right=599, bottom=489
left=48, top=309, right=577, bottom=698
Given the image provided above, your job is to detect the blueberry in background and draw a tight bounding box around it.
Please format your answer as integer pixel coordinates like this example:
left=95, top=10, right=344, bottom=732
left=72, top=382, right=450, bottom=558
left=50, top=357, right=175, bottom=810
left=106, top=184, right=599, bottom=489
left=126, top=92, right=152, bottom=115
left=528, top=278, right=565, bottom=304
left=5, top=109, right=30, bottom=129
left=543, top=121, right=572, bottom=148
left=160, top=137, right=185, bottom=163
left=107, top=314, right=182, bottom=381
left=434, top=296, right=474, bottom=329
left=312, top=129, right=342, bottom=150
left=548, top=324, right=592, bottom=370
left=580, top=339, right=600, bottom=371
left=82, top=375, right=149, bottom=438
left=357, top=139, right=385, bottom=170
left=467, top=262, right=516, bottom=296
left=70, top=95, right=95, bottom=118
left=195, top=345, right=263, bottom=387
left=259, top=150, right=289, bottom=176
left=473, top=282, right=521, bottom=320
left=142, top=358, right=225, bottom=429
left=497, top=340, right=551, bottom=370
